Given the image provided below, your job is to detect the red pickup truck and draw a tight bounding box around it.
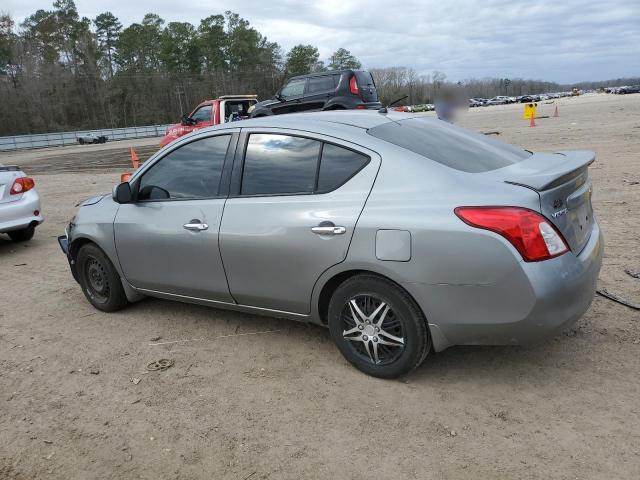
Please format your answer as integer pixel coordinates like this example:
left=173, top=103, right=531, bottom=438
left=160, top=95, right=258, bottom=147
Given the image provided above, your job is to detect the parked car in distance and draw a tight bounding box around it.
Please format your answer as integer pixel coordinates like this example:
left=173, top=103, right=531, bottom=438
left=0, top=164, right=43, bottom=242
left=618, top=85, right=640, bottom=94
left=160, top=95, right=258, bottom=147
left=77, top=133, right=108, bottom=145
left=469, top=98, right=484, bottom=107
left=485, top=96, right=510, bottom=105
left=250, top=70, right=382, bottom=117
left=520, top=95, right=536, bottom=103
left=58, top=111, right=603, bottom=379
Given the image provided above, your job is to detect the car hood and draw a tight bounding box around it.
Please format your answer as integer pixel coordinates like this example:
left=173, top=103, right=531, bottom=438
left=255, top=98, right=280, bottom=108
left=77, top=194, right=108, bottom=207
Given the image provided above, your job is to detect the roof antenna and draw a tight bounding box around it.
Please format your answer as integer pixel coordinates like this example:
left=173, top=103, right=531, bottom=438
left=378, top=95, right=409, bottom=114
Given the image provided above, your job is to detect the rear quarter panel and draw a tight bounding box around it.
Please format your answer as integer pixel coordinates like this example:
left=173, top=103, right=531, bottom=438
left=311, top=144, right=542, bottom=346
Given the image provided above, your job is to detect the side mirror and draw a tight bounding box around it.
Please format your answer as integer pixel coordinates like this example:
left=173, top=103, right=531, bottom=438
left=275, top=93, right=283, bottom=101
left=181, top=114, right=192, bottom=126
left=112, top=182, right=133, bottom=204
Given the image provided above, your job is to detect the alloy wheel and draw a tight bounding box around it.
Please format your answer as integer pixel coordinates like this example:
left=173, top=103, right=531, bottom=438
left=341, top=295, right=405, bottom=365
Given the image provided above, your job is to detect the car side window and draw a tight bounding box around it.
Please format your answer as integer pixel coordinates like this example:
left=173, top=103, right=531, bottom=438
left=241, top=134, right=320, bottom=195
left=190, top=105, right=212, bottom=123
left=239, top=134, right=370, bottom=196
left=307, top=75, right=335, bottom=94
left=137, top=135, right=230, bottom=201
left=317, top=144, right=370, bottom=193
left=280, top=78, right=306, bottom=98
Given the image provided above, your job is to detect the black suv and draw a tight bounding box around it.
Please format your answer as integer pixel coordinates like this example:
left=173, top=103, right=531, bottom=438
left=250, top=70, right=381, bottom=117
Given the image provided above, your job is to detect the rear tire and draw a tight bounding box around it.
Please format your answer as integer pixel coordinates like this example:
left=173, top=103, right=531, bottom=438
left=76, top=243, right=128, bottom=312
left=328, top=274, right=431, bottom=379
left=8, top=226, right=35, bottom=242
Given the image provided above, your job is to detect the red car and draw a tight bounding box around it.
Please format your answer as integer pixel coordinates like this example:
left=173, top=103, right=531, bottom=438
left=160, top=95, right=258, bottom=147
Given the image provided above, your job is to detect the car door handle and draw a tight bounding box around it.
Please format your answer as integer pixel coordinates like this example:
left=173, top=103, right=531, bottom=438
left=311, top=225, right=346, bottom=236
left=183, top=221, right=209, bottom=232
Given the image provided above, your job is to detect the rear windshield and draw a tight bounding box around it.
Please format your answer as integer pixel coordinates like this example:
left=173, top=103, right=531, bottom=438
left=355, top=71, right=375, bottom=87
left=367, top=117, right=530, bottom=173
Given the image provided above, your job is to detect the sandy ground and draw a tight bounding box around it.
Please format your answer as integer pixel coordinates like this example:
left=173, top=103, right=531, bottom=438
left=1, top=93, right=639, bottom=480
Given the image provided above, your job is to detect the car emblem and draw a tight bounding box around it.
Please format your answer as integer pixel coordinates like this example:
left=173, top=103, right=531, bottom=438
left=551, top=207, right=568, bottom=219
left=553, top=198, right=563, bottom=208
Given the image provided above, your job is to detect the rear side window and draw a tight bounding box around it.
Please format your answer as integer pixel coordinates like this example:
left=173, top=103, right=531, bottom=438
left=307, top=75, right=335, bottom=94
left=317, top=144, right=369, bottom=192
left=367, top=118, right=530, bottom=173
left=240, top=134, right=370, bottom=196
left=241, top=134, right=320, bottom=195
left=138, top=135, right=230, bottom=200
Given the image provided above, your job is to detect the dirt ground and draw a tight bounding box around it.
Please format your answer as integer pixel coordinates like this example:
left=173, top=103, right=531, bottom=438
left=1, top=93, right=639, bottom=480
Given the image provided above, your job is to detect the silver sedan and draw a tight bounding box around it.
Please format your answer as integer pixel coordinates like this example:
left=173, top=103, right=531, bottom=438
left=58, top=111, right=603, bottom=378
left=0, top=164, right=43, bottom=241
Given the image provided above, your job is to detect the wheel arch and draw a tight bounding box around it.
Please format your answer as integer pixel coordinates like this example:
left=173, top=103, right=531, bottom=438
left=69, top=235, right=144, bottom=303
left=316, top=268, right=417, bottom=324
left=322, top=103, right=347, bottom=111
left=313, top=266, right=451, bottom=352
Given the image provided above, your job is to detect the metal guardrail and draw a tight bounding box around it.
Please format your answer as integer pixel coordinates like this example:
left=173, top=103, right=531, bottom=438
left=0, top=125, right=171, bottom=151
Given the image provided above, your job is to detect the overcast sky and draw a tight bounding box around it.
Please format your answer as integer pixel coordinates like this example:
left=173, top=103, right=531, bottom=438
left=4, top=0, right=640, bottom=84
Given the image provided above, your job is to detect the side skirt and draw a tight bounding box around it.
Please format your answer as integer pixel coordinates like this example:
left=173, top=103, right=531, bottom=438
left=134, top=287, right=313, bottom=323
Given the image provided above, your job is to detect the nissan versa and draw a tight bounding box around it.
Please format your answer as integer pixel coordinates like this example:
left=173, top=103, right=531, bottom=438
left=58, top=111, right=603, bottom=378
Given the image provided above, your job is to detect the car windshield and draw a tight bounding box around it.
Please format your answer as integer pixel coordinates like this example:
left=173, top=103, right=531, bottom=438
left=367, top=117, right=531, bottom=173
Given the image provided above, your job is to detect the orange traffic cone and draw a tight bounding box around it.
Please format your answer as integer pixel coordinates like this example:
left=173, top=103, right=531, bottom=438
left=553, top=105, right=559, bottom=117
left=529, top=113, right=536, bottom=127
left=130, top=147, right=140, bottom=169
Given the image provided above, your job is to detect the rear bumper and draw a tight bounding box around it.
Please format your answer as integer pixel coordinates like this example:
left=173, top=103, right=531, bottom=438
left=406, top=221, right=604, bottom=351
left=0, top=189, right=43, bottom=233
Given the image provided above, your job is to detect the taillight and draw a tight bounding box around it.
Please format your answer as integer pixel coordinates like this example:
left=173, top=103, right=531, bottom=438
left=10, top=177, right=35, bottom=195
left=349, top=76, right=360, bottom=96
left=454, top=206, right=568, bottom=262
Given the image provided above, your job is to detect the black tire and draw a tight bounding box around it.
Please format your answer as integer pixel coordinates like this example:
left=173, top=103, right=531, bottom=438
left=328, top=274, right=431, bottom=379
left=76, top=243, right=128, bottom=312
left=78, top=138, right=85, bottom=145
left=8, top=226, right=35, bottom=242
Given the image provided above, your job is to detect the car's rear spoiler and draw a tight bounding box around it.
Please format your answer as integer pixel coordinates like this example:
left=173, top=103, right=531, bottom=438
left=0, top=165, right=21, bottom=172
left=501, top=150, right=595, bottom=191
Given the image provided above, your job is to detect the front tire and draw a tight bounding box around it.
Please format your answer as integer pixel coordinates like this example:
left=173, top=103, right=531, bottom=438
left=76, top=243, right=128, bottom=312
left=8, top=226, right=35, bottom=242
left=328, top=274, right=431, bottom=378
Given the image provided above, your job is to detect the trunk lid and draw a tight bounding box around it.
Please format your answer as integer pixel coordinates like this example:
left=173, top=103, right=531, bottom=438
left=491, top=150, right=596, bottom=253
left=0, top=165, right=23, bottom=204
left=355, top=71, right=379, bottom=102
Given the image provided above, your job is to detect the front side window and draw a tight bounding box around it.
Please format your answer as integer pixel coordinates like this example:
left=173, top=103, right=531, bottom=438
left=138, top=135, right=230, bottom=200
left=241, top=134, right=321, bottom=195
left=280, top=78, right=306, bottom=98
left=191, top=105, right=212, bottom=123
left=307, top=75, right=335, bottom=94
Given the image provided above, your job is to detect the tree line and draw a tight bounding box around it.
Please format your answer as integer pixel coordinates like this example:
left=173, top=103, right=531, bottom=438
left=0, top=1, right=636, bottom=136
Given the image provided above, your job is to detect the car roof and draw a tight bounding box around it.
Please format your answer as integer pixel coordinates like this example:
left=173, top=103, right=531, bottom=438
left=288, top=69, right=364, bottom=80
left=200, top=110, right=420, bottom=135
